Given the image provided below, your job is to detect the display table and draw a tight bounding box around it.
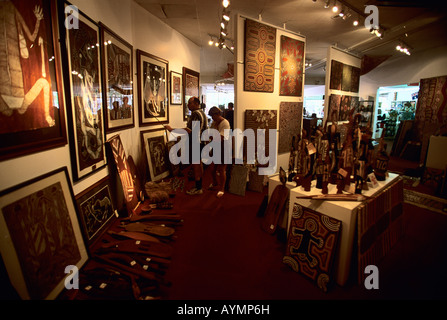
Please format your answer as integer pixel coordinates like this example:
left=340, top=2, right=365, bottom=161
left=268, top=172, right=402, bottom=286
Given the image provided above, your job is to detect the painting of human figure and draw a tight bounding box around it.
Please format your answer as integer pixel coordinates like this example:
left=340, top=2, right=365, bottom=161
left=76, top=176, right=116, bottom=245
left=100, top=23, right=134, bottom=132
left=141, top=129, right=170, bottom=182
left=63, top=4, right=107, bottom=180
left=137, top=49, right=169, bottom=126
left=0, top=0, right=66, bottom=160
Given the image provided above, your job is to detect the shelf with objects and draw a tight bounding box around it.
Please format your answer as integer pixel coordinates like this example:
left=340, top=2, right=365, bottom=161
left=267, top=109, right=404, bottom=292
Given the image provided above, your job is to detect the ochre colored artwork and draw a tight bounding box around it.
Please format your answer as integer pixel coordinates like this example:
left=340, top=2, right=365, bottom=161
left=280, top=35, right=305, bottom=96
left=283, top=203, right=341, bottom=292
left=414, top=75, right=447, bottom=163
left=244, top=19, right=276, bottom=92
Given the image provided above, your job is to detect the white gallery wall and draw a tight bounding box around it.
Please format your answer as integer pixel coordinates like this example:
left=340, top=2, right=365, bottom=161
left=0, top=0, right=200, bottom=201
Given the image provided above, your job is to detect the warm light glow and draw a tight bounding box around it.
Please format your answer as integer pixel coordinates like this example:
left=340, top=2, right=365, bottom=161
left=353, top=20, right=359, bottom=26
left=222, top=0, right=230, bottom=8
left=332, top=5, right=338, bottom=12
left=396, top=45, right=401, bottom=50
left=221, top=22, right=225, bottom=29
left=209, top=39, right=214, bottom=46
left=223, top=13, right=230, bottom=21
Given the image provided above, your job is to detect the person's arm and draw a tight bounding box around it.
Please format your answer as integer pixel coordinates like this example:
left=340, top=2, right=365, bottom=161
left=164, top=124, right=191, bottom=133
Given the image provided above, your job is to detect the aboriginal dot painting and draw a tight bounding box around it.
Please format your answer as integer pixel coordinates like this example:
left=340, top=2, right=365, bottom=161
left=279, top=35, right=304, bottom=96
left=278, top=102, right=303, bottom=154
left=283, top=203, right=341, bottom=292
left=244, top=19, right=276, bottom=93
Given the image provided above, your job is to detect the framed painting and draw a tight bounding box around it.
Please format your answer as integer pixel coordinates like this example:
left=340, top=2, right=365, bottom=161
left=137, top=49, right=169, bottom=126
left=99, top=22, right=134, bottom=133
left=75, top=176, right=116, bottom=246
left=0, top=167, right=88, bottom=300
left=59, top=2, right=107, bottom=181
left=0, top=0, right=67, bottom=161
left=170, top=71, right=182, bottom=105
left=182, top=67, right=200, bottom=121
left=141, top=129, right=170, bottom=182
left=244, top=19, right=276, bottom=93
left=279, top=35, right=305, bottom=97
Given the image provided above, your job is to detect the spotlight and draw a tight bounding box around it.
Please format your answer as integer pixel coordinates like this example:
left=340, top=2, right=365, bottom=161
left=353, top=19, right=359, bottom=26
left=324, top=0, right=330, bottom=8
left=396, top=45, right=401, bottom=50
left=339, top=9, right=344, bottom=17
left=221, top=22, right=226, bottom=29
left=332, top=1, right=338, bottom=13
left=223, top=13, right=230, bottom=21
left=209, top=39, right=214, bottom=46
left=222, top=0, right=230, bottom=8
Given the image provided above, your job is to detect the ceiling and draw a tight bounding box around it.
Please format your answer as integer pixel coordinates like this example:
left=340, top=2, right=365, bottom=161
left=134, top=0, right=447, bottom=86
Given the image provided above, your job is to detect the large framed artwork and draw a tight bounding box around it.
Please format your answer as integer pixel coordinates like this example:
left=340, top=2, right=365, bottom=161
left=244, top=19, right=276, bottom=93
left=0, top=0, right=67, bottom=161
left=279, top=35, right=305, bottom=97
left=182, top=67, right=200, bottom=121
left=0, top=167, right=88, bottom=299
left=141, top=129, right=170, bottom=182
left=99, top=22, right=134, bottom=133
left=59, top=2, right=107, bottom=181
left=137, top=49, right=169, bottom=126
left=75, top=176, right=116, bottom=246
left=170, top=71, right=182, bottom=105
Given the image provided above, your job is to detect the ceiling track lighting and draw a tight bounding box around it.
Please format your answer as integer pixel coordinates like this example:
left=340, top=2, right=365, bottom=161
left=396, top=42, right=412, bottom=55
left=324, top=0, right=330, bottom=8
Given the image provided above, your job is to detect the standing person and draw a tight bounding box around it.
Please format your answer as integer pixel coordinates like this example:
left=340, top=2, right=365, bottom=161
left=207, top=106, right=230, bottom=198
left=165, top=96, right=208, bottom=195
left=225, top=102, right=234, bottom=129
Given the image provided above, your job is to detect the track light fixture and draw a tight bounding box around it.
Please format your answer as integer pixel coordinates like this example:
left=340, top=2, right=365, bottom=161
left=396, top=42, right=411, bottom=55
left=324, top=0, right=330, bottom=8
left=222, top=0, right=230, bottom=8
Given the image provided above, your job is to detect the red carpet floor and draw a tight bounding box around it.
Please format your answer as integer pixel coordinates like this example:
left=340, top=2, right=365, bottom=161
left=161, top=166, right=447, bottom=300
